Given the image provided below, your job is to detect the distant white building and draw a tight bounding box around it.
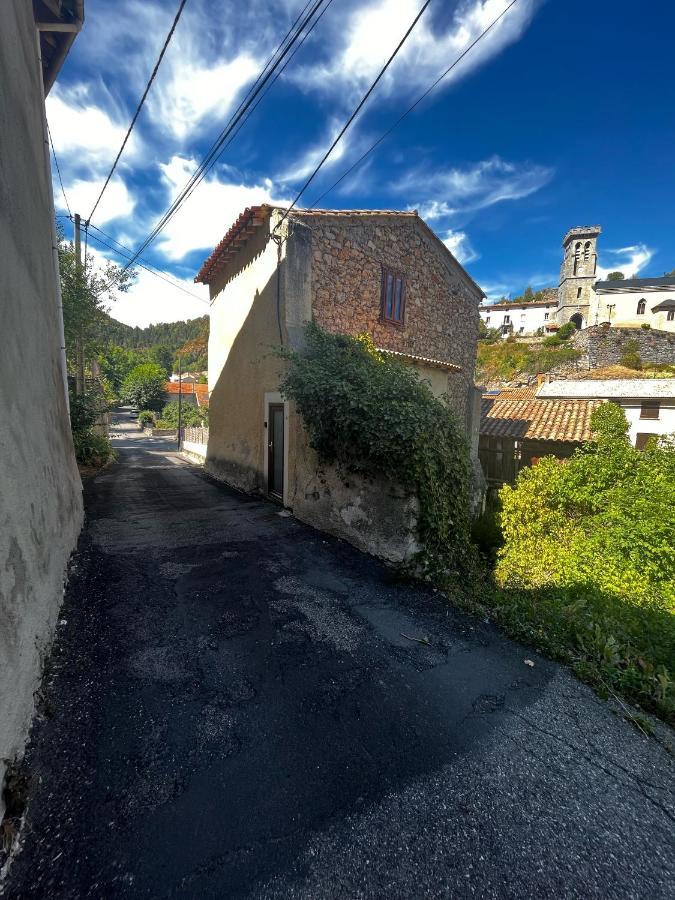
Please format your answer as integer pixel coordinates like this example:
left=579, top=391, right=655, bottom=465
left=593, top=277, right=675, bottom=331
left=481, top=227, right=675, bottom=339
left=479, top=298, right=558, bottom=338
left=538, top=379, right=675, bottom=448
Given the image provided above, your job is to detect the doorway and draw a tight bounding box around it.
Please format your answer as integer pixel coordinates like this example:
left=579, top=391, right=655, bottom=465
left=267, top=402, right=285, bottom=500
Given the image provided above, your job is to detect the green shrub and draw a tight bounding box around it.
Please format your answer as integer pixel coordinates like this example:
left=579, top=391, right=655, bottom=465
left=157, top=401, right=208, bottom=427
left=121, top=363, right=166, bottom=411
left=557, top=321, right=577, bottom=340
left=278, top=323, right=476, bottom=577
left=72, top=429, right=114, bottom=467
left=641, top=323, right=651, bottom=330
left=542, top=335, right=562, bottom=347
left=153, top=419, right=176, bottom=430
left=137, top=410, right=156, bottom=427
left=493, top=404, right=674, bottom=719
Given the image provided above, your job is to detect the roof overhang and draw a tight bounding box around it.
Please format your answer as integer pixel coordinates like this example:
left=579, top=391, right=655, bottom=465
left=34, top=0, right=84, bottom=94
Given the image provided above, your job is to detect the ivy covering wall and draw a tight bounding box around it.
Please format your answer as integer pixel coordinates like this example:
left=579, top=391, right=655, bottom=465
left=278, top=323, right=476, bottom=577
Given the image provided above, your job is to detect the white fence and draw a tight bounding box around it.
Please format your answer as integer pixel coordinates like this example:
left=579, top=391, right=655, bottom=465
left=181, top=427, right=209, bottom=461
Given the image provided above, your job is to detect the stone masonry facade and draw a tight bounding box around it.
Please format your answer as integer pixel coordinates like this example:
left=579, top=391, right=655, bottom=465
left=292, top=213, right=482, bottom=421
left=572, top=325, right=675, bottom=369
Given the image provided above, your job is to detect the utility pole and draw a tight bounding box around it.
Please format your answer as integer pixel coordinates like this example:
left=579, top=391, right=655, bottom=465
left=177, top=354, right=182, bottom=452
left=74, top=213, right=85, bottom=396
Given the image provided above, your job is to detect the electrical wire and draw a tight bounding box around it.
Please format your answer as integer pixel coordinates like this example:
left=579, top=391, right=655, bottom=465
left=274, top=0, right=434, bottom=232
left=120, top=0, right=331, bottom=274
left=47, top=121, right=71, bottom=217
left=309, top=0, right=520, bottom=208
left=85, top=225, right=208, bottom=304
left=87, top=0, right=189, bottom=224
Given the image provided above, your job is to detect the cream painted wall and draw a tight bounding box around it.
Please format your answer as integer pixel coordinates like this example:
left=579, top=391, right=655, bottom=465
left=1, top=0, right=83, bottom=807
left=594, top=291, right=675, bottom=332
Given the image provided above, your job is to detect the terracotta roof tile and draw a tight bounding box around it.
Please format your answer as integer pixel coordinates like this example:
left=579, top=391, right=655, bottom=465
left=481, top=397, right=601, bottom=443
left=164, top=382, right=208, bottom=396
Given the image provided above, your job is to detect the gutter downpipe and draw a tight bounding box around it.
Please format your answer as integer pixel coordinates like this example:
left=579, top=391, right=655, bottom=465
left=35, top=30, right=71, bottom=413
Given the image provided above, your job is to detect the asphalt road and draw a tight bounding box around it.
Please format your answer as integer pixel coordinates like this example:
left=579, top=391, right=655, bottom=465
left=4, top=409, right=674, bottom=898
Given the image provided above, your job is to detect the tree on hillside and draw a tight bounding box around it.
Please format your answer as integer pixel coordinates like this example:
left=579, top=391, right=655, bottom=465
left=149, top=344, right=174, bottom=377
left=606, top=271, right=625, bottom=281
left=121, top=363, right=167, bottom=411
left=58, top=224, right=136, bottom=386
left=522, top=286, right=534, bottom=302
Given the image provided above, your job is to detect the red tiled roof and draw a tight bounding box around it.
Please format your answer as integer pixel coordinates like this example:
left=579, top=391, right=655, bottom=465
left=482, top=385, right=538, bottom=400
left=481, top=397, right=602, bottom=443
left=165, top=382, right=208, bottom=396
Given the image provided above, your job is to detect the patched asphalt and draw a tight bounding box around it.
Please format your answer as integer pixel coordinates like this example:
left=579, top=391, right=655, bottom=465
left=4, top=410, right=674, bottom=898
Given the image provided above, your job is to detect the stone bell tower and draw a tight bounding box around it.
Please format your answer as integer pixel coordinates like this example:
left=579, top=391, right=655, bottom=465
left=557, top=225, right=601, bottom=328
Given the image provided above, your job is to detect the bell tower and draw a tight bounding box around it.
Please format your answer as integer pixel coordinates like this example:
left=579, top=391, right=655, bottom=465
left=557, top=225, right=601, bottom=328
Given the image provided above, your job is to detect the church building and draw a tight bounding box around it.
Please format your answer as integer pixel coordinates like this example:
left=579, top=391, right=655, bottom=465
left=480, top=225, right=675, bottom=336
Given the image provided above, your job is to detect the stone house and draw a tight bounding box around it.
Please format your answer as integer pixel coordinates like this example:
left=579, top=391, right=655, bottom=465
left=197, top=206, right=484, bottom=561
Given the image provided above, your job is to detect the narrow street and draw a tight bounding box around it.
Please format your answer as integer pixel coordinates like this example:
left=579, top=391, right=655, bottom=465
left=5, top=410, right=673, bottom=899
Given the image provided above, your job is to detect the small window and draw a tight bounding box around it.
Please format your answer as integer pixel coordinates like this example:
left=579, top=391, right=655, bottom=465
left=544, top=312, right=549, bottom=321
left=520, top=313, right=526, bottom=321
left=637, top=299, right=646, bottom=315
left=640, top=400, right=660, bottom=420
left=519, top=326, right=524, bottom=333
left=635, top=433, right=656, bottom=450
left=584, top=241, right=591, bottom=261
left=577, top=287, right=582, bottom=299
left=485, top=316, right=491, bottom=325
left=503, top=314, right=511, bottom=325
left=668, top=310, right=674, bottom=321
left=381, top=268, right=405, bottom=324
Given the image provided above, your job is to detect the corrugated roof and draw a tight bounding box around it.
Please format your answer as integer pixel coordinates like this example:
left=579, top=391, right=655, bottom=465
left=376, top=348, right=462, bottom=372
left=538, top=379, right=675, bottom=399
left=481, top=397, right=601, bottom=443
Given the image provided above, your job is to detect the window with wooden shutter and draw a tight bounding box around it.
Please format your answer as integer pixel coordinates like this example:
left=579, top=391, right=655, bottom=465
left=640, top=400, right=660, bottom=420
left=381, top=268, right=406, bottom=325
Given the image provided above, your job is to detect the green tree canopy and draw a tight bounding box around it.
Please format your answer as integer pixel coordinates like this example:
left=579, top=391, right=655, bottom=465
left=121, top=363, right=167, bottom=411
left=606, top=271, right=625, bottom=281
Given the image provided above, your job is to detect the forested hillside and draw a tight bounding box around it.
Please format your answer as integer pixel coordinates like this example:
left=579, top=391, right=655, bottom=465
left=98, top=313, right=208, bottom=352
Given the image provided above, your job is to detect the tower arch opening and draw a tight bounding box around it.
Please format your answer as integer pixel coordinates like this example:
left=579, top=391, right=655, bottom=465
left=570, top=313, right=583, bottom=330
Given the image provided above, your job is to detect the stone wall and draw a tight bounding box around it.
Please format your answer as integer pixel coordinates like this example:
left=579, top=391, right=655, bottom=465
left=300, top=213, right=482, bottom=423
left=573, top=325, right=675, bottom=368
left=0, top=0, right=84, bottom=814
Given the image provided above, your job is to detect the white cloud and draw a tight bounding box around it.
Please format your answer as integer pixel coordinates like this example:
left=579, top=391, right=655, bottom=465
left=278, top=119, right=356, bottom=185
left=64, top=177, right=135, bottom=224
left=110, top=265, right=209, bottom=328
left=47, top=88, right=140, bottom=168
left=597, top=244, right=654, bottom=280
left=290, top=0, right=540, bottom=99
left=409, top=157, right=553, bottom=217
left=154, top=156, right=290, bottom=260
left=443, top=229, right=478, bottom=264
left=84, top=244, right=208, bottom=328
left=148, top=53, right=260, bottom=140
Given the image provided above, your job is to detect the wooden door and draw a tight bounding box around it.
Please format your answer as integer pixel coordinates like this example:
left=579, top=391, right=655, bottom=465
left=267, top=403, right=284, bottom=500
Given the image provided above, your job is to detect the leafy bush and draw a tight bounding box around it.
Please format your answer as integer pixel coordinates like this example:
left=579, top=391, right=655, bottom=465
left=494, top=403, right=674, bottom=719
left=477, top=340, right=581, bottom=382
left=556, top=321, right=577, bottom=340
left=620, top=339, right=642, bottom=371
left=121, top=363, right=166, bottom=411
left=137, top=410, right=156, bottom=427
left=153, top=419, right=177, bottom=430
left=542, top=335, right=562, bottom=347
left=72, top=429, right=114, bottom=467
left=278, top=323, right=476, bottom=576
left=157, top=401, right=208, bottom=427
left=641, top=323, right=651, bottom=330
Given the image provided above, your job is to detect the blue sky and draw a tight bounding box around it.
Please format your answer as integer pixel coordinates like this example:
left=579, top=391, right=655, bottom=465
left=48, top=0, right=675, bottom=326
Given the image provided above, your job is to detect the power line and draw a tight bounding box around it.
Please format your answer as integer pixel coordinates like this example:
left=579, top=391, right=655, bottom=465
left=85, top=225, right=208, bottom=304
left=310, top=0, right=520, bottom=208
left=120, top=0, right=331, bottom=274
left=87, top=0, right=189, bottom=224
left=274, top=0, right=434, bottom=232
left=47, top=121, right=71, bottom=217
